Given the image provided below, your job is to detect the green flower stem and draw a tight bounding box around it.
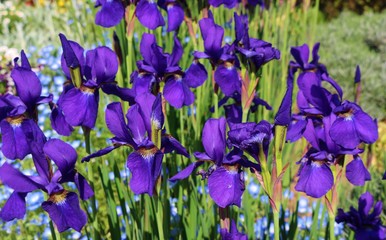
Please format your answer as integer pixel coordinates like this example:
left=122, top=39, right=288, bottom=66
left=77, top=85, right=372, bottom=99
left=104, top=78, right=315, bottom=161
left=273, top=210, right=280, bottom=240
left=328, top=213, right=336, bottom=240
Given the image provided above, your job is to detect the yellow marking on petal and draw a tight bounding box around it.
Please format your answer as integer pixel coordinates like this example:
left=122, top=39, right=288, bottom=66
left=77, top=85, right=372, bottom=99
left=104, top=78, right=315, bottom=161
left=49, top=190, right=68, bottom=205
left=6, top=115, right=25, bottom=126
left=224, top=164, right=240, bottom=173
left=80, top=85, right=95, bottom=94
left=224, top=61, right=234, bottom=70
left=138, top=147, right=158, bottom=160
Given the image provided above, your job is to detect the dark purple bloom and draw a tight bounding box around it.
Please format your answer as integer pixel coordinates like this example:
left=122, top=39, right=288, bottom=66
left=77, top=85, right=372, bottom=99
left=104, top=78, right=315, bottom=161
left=95, top=0, right=125, bottom=28
left=170, top=117, right=259, bottom=208
left=227, top=121, right=272, bottom=162
left=233, top=13, right=280, bottom=72
left=336, top=192, right=386, bottom=240
left=83, top=94, right=188, bottom=195
left=0, top=51, right=51, bottom=160
left=55, top=34, right=133, bottom=132
left=290, top=43, right=342, bottom=116
left=220, top=220, right=247, bottom=240
left=0, top=139, right=93, bottom=232
left=133, top=33, right=207, bottom=108
left=355, top=65, right=361, bottom=84
left=330, top=101, right=378, bottom=149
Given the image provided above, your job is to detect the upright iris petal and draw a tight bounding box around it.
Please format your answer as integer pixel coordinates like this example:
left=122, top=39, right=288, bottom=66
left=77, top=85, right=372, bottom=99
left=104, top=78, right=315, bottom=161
left=165, top=1, right=184, bottom=32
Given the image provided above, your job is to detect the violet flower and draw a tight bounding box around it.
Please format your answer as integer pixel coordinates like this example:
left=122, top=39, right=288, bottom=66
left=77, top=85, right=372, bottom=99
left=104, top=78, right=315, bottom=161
left=132, top=33, right=207, bottom=108
left=0, top=51, right=51, bottom=160
left=194, top=11, right=241, bottom=96
left=170, top=117, right=259, bottom=208
left=0, top=139, right=93, bottom=232
left=233, top=12, right=280, bottom=73
left=83, top=93, right=188, bottom=195
left=336, top=192, right=386, bottom=240
left=53, top=34, right=133, bottom=134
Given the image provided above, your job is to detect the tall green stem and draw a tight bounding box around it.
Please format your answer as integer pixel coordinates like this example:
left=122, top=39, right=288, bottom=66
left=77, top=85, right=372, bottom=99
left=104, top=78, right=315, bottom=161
left=273, top=211, right=280, bottom=240
left=328, top=213, right=336, bottom=240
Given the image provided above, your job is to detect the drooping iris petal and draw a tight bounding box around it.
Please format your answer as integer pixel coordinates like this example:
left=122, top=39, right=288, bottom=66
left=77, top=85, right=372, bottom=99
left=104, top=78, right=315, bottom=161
left=84, top=47, right=118, bottom=84
left=42, top=191, right=87, bottom=233
left=286, top=117, right=307, bottom=142
left=169, top=161, right=205, bottom=182
left=126, top=104, right=147, bottom=144
left=166, top=2, right=184, bottom=32
left=214, top=63, right=241, bottom=96
left=0, top=163, right=42, bottom=192
left=0, top=192, right=27, bottom=221
left=61, top=87, right=99, bottom=129
left=163, top=78, right=194, bottom=108
left=346, top=155, right=371, bottom=186
left=208, top=166, right=244, bottom=208
left=352, top=110, right=378, bottom=144
left=126, top=148, right=163, bottom=196
left=74, top=173, right=94, bottom=201
left=0, top=119, right=31, bottom=160
left=43, top=139, right=77, bottom=175
left=295, top=160, right=333, bottom=198
left=136, top=0, right=165, bottom=30
left=95, top=0, right=125, bottom=28
left=11, top=51, right=42, bottom=107
left=101, top=83, right=135, bottom=104
left=202, top=118, right=226, bottom=165
left=131, top=71, right=155, bottom=95
left=184, top=61, right=207, bottom=88
left=50, top=105, right=74, bottom=136
left=162, top=134, right=189, bottom=157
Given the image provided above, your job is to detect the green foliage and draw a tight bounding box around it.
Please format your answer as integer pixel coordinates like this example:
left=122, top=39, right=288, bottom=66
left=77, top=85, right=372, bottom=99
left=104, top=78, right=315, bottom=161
left=316, top=11, right=386, bottom=120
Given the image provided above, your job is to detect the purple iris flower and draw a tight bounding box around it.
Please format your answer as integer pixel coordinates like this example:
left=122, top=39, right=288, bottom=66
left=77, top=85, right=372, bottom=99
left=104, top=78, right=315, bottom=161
left=233, top=13, right=280, bottom=72
left=0, top=51, right=51, bottom=160
left=294, top=115, right=370, bottom=198
left=194, top=11, right=241, bottom=96
left=170, top=117, right=259, bottom=208
left=53, top=34, right=133, bottom=134
left=83, top=93, right=188, bottom=195
left=220, top=220, right=247, bottom=240
left=94, top=0, right=184, bottom=31
left=0, top=139, right=93, bottom=232
left=290, top=43, right=342, bottom=116
left=336, top=192, right=386, bottom=240
left=227, top=120, right=272, bottom=162
left=132, top=33, right=207, bottom=108
left=330, top=100, right=378, bottom=149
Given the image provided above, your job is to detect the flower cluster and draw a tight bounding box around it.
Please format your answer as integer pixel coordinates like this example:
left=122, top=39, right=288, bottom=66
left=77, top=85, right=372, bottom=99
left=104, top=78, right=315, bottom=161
left=287, top=43, right=378, bottom=198
left=0, top=51, right=93, bottom=232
